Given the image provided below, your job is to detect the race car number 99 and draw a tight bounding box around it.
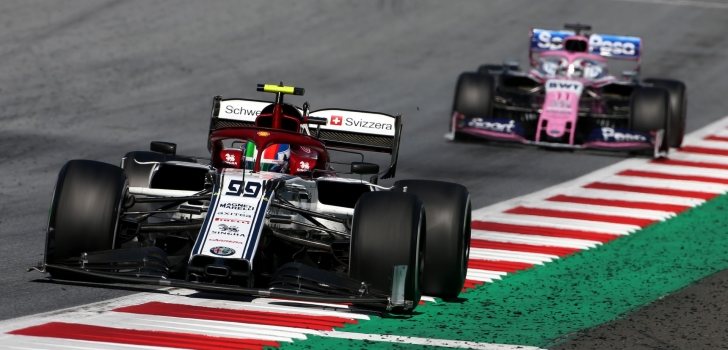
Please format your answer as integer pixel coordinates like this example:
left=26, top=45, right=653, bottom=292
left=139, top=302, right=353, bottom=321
left=225, top=179, right=262, bottom=198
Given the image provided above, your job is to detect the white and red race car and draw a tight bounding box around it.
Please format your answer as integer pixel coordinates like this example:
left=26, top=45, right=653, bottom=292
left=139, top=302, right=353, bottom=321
left=39, top=84, right=471, bottom=313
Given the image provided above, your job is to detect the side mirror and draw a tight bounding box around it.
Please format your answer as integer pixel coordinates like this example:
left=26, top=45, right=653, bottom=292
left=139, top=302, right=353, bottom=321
left=150, top=141, right=176, bottom=155
left=351, top=162, right=379, bottom=175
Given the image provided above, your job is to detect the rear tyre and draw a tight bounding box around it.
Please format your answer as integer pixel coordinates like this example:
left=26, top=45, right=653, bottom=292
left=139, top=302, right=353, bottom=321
left=349, top=192, right=424, bottom=312
left=450, top=72, right=495, bottom=140
left=630, top=87, right=670, bottom=155
left=644, top=78, right=687, bottom=148
left=45, top=160, right=127, bottom=266
left=394, top=180, right=471, bottom=299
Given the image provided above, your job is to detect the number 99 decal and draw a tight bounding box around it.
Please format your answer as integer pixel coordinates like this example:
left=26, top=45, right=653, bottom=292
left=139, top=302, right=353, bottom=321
left=225, top=179, right=263, bottom=197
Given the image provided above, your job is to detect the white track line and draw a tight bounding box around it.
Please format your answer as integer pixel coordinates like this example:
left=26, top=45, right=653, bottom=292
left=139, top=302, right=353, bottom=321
left=712, top=129, right=728, bottom=137
left=0, top=335, right=180, bottom=350
left=467, top=268, right=509, bottom=278
left=641, top=163, right=728, bottom=179
left=599, top=175, right=728, bottom=193
left=465, top=271, right=497, bottom=283
left=685, top=139, right=728, bottom=150
left=0, top=293, right=366, bottom=334
left=471, top=230, right=601, bottom=249
left=247, top=297, right=360, bottom=312
left=555, top=188, right=704, bottom=207
left=514, top=201, right=674, bottom=221
left=58, top=313, right=309, bottom=342
left=138, top=295, right=369, bottom=320
left=318, top=330, right=546, bottom=350
left=669, top=151, right=728, bottom=164
left=481, top=213, right=639, bottom=235
left=469, top=248, right=558, bottom=265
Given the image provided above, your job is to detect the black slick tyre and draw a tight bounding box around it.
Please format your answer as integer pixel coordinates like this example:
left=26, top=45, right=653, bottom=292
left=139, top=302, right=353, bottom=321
left=349, top=191, right=425, bottom=312
left=450, top=72, right=495, bottom=141
left=644, top=78, right=687, bottom=148
left=453, top=72, right=494, bottom=118
left=45, top=160, right=127, bottom=266
left=630, top=87, right=670, bottom=154
left=394, top=180, right=471, bottom=299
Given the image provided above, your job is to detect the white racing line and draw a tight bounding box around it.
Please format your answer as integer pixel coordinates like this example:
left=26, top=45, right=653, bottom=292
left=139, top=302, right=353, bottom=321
left=3, top=116, right=728, bottom=350
left=317, top=331, right=545, bottom=350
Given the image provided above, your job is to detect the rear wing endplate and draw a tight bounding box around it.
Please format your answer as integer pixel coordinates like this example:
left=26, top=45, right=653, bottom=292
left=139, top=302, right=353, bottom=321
left=308, top=109, right=402, bottom=179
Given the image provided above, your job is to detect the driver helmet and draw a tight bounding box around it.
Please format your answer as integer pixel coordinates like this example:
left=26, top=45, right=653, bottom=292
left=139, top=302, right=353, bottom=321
left=244, top=142, right=290, bottom=172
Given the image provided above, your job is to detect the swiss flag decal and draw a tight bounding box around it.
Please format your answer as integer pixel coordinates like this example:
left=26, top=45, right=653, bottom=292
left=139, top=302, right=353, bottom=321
left=330, top=115, right=343, bottom=126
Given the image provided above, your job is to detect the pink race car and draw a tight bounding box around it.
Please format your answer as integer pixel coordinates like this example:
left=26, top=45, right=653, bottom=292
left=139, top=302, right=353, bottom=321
left=447, top=23, right=687, bottom=158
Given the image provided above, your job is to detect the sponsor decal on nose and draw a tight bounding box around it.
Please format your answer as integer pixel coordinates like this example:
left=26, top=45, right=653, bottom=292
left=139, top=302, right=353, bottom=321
left=209, top=246, right=236, bottom=256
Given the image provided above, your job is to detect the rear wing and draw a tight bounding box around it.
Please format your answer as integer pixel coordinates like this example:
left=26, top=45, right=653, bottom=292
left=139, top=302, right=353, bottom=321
left=529, top=28, right=642, bottom=61
left=308, top=109, right=402, bottom=178
left=208, top=96, right=402, bottom=179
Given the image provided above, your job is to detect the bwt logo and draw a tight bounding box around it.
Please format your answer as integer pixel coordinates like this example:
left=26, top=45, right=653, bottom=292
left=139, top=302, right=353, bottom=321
left=547, top=81, right=581, bottom=92
left=330, top=115, right=343, bottom=126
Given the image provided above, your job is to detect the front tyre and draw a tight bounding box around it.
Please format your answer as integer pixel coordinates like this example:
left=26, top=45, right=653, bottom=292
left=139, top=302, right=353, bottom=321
left=644, top=78, right=687, bottom=148
left=630, top=87, right=670, bottom=156
left=45, top=160, right=127, bottom=267
left=450, top=72, right=495, bottom=141
left=394, top=180, right=471, bottom=299
left=349, top=192, right=425, bottom=312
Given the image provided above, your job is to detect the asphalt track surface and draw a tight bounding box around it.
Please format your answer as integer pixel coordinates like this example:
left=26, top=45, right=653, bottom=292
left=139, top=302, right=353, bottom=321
left=0, top=0, right=727, bottom=348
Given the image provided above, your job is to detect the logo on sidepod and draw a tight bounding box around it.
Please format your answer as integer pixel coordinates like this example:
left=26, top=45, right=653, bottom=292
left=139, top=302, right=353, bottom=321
left=209, top=246, right=236, bottom=256
left=468, top=118, right=516, bottom=134
left=601, top=127, right=648, bottom=142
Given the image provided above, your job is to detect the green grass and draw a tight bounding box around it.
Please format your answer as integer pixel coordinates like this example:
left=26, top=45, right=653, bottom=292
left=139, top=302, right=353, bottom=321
left=280, top=194, right=728, bottom=349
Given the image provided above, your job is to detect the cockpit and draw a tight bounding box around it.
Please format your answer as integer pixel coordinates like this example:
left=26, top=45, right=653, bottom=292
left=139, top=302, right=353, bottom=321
left=536, top=54, right=608, bottom=80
